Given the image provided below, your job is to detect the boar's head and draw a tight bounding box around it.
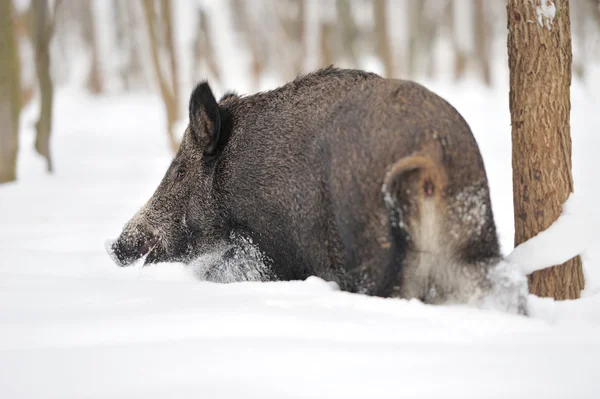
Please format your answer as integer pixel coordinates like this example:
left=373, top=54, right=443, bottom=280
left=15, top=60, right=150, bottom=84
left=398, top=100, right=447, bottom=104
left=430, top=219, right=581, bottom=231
left=108, top=82, right=234, bottom=266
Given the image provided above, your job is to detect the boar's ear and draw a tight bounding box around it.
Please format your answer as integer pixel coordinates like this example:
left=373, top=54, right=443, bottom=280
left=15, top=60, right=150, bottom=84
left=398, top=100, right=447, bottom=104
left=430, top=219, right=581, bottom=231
left=188, top=81, right=224, bottom=156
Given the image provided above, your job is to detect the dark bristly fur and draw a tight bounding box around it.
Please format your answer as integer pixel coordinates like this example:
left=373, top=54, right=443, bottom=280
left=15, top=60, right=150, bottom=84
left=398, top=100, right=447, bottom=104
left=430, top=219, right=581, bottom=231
left=109, top=66, right=514, bottom=308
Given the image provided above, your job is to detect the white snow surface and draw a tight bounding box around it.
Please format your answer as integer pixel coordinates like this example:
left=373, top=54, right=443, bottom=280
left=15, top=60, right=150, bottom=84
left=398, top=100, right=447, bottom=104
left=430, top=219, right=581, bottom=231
left=2, top=69, right=600, bottom=397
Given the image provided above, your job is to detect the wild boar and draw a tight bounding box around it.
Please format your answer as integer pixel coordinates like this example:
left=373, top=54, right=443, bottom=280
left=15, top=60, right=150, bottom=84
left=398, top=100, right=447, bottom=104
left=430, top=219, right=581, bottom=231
left=108, top=67, right=526, bottom=313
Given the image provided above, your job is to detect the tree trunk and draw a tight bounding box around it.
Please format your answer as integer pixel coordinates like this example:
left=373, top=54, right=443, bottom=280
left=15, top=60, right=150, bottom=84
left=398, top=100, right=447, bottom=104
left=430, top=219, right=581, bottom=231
left=13, top=8, right=33, bottom=109
left=320, top=22, right=334, bottom=67
left=474, top=0, right=491, bottom=86
left=336, top=0, right=357, bottom=67
left=194, top=10, right=221, bottom=84
left=123, top=0, right=146, bottom=90
left=588, top=0, right=600, bottom=27
left=407, top=0, right=425, bottom=78
left=508, top=0, right=584, bottom=300
left=374, top=0, right=394, bottom=78
left=279, top=0, right=305, bottom=78
left=0, top=0, right=21, bottom=184
left=82, top=0, right=103, bottom=94
left=141, top=0, right=179, bottom=153
left=160, top=0, right=179, bottom=104
left=229, top=0, right=262, bottom=88
left=451, top=0, right=470, bottom=81
left=31, top=0, right=56, bottom=173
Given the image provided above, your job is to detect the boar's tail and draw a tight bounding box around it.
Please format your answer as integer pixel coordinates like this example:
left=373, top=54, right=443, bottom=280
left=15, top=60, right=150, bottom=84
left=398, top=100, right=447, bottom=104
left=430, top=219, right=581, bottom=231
left=378, top=154, right=447, bottom=297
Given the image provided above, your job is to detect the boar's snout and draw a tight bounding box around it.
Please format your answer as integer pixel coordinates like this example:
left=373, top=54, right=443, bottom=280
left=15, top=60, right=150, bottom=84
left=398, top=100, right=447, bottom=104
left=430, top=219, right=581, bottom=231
left=106, top=228, right=158, bottom=267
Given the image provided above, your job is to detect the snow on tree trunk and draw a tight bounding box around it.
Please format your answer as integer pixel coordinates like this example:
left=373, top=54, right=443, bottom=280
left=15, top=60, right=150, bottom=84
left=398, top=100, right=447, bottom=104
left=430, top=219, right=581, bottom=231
left=507, top=0, right=584, bottom=300
left=0, top=0, right=21, bottom=184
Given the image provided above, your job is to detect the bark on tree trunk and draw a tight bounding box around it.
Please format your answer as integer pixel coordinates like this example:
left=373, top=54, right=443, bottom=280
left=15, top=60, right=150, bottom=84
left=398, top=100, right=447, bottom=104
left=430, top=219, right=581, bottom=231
left=0, top=0, right=21, bottom=184
left=508, top=0, right=584, bottom=300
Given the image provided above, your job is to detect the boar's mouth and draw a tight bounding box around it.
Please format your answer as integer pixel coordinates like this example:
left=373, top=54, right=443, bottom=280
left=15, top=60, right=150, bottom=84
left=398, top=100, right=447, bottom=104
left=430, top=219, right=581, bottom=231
left=106, top=233, right=162, bottom=267
left=140, top=236, right=159, bottom=264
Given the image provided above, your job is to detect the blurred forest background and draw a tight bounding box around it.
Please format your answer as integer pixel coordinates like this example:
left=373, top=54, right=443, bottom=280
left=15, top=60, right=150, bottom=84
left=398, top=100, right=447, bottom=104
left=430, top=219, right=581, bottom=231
left=1, top=0, right=600, bottom=182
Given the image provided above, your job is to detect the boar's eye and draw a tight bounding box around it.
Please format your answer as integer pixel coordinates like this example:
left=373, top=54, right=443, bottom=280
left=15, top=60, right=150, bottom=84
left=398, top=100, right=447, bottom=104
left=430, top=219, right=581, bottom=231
left=175, top=168, right=186, bottom=182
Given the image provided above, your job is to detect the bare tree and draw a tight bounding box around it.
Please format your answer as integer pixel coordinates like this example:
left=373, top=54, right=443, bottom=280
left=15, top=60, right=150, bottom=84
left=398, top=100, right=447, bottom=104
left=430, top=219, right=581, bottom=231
left=320, top=21, right=335, bottom=67
left=141, top=0, right=179, bottom=153
left=13, top=7, right=34, bottom=109
left=278, top=0, right=306, bottom=78
left=508, top=0, right=584, bottom=299
left=193, top=9, right=221, bottom=85
left=0, top=0, right=21, bottom=183
left=336, top=0, right=358, bottom=66
left=123, top=1, right=148, bottom=90
left=473, top=0, right=491, bottom=85
left=31, top=0, right=60, bottom=173
left=229, top=0, right=266, bottom=88
left=80, top=0, right=103, bottom=94
left=160, top=0, right=179, bottom=104
left=588, top=0, right=600, bottom=25
left=373, top=0, right=394, bottom=77
left=407, top=0, right=437, bottom=78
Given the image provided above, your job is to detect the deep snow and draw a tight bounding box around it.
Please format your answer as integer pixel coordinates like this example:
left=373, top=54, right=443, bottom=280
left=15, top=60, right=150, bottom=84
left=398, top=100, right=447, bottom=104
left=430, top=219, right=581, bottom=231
left=1, top=69, right=600, bottom=397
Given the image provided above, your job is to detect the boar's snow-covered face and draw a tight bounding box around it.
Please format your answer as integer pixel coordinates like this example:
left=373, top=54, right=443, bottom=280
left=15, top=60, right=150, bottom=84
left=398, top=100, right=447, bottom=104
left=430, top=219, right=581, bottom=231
left=108, top=83, right=234, bottom=266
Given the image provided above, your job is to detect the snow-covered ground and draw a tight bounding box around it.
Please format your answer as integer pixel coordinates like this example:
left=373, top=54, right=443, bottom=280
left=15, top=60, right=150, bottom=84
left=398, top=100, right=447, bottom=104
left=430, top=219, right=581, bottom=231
left=1, top=69, right=600, bottom=398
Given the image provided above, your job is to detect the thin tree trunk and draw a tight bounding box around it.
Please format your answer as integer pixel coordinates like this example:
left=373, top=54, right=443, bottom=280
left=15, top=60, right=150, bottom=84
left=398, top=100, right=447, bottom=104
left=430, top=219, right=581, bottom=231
left=124, top=1, right=146, bottom=90
left=141, top=0, right=179, bottom=153
left=450, top=0, right=468, bottom=81
left=0, top=0, right=21, bottom=183
left=588, top=0, right=600, bottom=26
left=407, top=0, right=425, bottom=78
left=13, top=8, right=33, bottom=109
left=114, top=0, right=145, bottom=90
left=374, top=0, right=394, bottom=78
left=421, top=2, right=438, bottom=78
left=229, top=0, right=262, bottom=88
left=474, top=0, right=491, bottom=85
left=336, top=0, right=357, bottom=66
left=195, top=10, right=221, bottom=83
left=281, top=0, right=305, bottom=77
left=82, top=0, right=103, bottom=94
left=160, top=0, right=179, bottom=104
left=508, top=0, right=584, bottom=299
left=31, top=0, right=57, bottom=173
left=320, top=22, right=334, bottom=67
